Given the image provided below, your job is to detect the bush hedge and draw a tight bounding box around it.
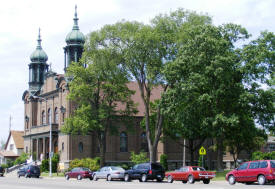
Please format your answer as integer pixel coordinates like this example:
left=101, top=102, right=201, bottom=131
left=69, top=157, right=100, bottom=171
left=252, top=151, right=275, bottom=160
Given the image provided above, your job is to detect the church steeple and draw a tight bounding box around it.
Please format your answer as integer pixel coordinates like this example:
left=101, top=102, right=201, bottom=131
left=64, top=5, right=85, bottom=72
left=28, top=29, right=48, bottom=94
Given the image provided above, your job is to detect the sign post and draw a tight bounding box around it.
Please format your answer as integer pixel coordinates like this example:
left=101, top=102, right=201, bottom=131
left=199, top=146, right=206, bottom=168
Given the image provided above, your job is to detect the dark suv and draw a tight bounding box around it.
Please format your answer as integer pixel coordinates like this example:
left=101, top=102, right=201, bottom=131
left=0, top=166, right=4, bottom=176
left=124, top=163, right=165, bottom=182
left=17, top=165, right=40, bottom=178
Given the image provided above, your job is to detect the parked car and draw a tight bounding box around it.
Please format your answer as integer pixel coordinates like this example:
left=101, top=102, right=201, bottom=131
left=124, top=163, right=165, bottom=182
left=65, top=167, right=93, bottom=180
left=93, top=166, right=125, bottom=181
left=226, top=160, right=275, bottom=185
left=0, top=166, right=4, bottom=176
left=165, top=166, right=215, bottom=184
left=17, top=165, right=40, bottom=178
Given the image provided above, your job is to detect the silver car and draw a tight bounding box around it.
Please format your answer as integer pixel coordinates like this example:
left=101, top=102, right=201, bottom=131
left=93, top=166, right=125, bottom=181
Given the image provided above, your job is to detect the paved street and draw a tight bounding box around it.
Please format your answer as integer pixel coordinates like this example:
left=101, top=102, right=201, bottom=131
left=0, top=176, right=274, bottom=189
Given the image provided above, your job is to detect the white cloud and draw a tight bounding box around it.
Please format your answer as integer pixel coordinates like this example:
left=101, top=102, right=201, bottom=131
left=0, top=0, right=274, bottom=140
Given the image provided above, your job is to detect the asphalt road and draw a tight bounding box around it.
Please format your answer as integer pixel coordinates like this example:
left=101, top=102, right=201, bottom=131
left=0, top=176, right=274, bottom=189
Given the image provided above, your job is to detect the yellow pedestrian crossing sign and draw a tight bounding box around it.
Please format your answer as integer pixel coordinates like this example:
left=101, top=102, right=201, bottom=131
left=199, top=146, right=206, bottom=155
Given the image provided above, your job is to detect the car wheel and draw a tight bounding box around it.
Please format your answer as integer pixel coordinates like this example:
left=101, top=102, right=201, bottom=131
left=182, top=180, right=187, bottom=184
left=167, top=175, right=173, bottom=183
left=228, top=175, right=236, bottom=185
left=188, top=175, right=194, bottom=184
left=107, top=174, right=112, bottom=181
left=258, top=175, right=266, bottom=185
left=124, top=174, right=130, bottom=182
left=203, top=179, right=210, bottom=184
left=141, top=174, right=147, bottom=182
left=77, top=175, right=82, bottom=180
left=65, top=175, right=70, bottom=180
left=17, top=173, right=20, bottom=178
left=93, top=175, right=98, bottom=181
left=36, top=176, right=39, bottom=178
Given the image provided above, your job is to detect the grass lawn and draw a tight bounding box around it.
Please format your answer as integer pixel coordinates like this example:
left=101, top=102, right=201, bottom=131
left=41, top=172, right=65, bottom=177
left=212, top=170, right=230, bottom=181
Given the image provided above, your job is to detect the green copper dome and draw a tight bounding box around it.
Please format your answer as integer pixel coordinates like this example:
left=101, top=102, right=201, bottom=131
left=30, top=29, right=48, bottom=62
left=65, top=6, right=85, bottom=45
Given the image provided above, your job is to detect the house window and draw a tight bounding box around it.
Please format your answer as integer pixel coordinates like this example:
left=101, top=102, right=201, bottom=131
left=141, top=132, right=148, bottom=152
left=10, top=144, right=14, bottom=151
left=48, top=108, right=52, bottom=124
left=120, top=132, right=128, bottom=152
left=42, top=110, right=46, bottom=125
left=54, top=107, right=59, bottom=124
left=78, top=142, right=83, bottom=153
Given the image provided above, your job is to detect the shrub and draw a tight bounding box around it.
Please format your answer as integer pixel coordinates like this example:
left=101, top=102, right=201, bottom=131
left=252, top=151, right=275, bottom=160
left=69, top=157, right=100, bottom=171
left=160, top=154, right=168, bottom=171
left=14, top=152, right=29, bottom=165
left=130, top=151, right=149, bottom=165
left=41, top=159, right=49, bottom=172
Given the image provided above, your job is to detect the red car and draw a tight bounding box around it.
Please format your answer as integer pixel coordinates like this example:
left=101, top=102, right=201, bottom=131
left=65, top=167, right=93, bottom=180
left=226, top=160, right=275, bottom=185
left=165, top=166, right=215, bottom=184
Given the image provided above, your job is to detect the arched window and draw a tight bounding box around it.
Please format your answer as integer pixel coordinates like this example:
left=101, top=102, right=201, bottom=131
left=141, top=132, right=148, bottom=152
left=120, top=132, right=128, bottom=152
left=42, top=111, right=46, bottom=125
left=78, top=142, right=83, bottom=153
left=54, top=107, right=59, bottom=124
left=48, top=108, right=52, bottom=124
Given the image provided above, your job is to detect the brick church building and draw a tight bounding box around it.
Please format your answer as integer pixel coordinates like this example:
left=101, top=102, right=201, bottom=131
left=22, top=7, right=239, bottom=170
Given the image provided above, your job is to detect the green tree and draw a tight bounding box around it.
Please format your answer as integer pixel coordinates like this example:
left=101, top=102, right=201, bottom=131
left=88, top=9, right=212, bottom=163
left=163, top=23, right=274, bottom=171
left=62, top=45, right=137, bottom=167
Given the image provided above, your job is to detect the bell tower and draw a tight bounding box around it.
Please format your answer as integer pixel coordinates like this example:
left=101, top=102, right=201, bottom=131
left=64, top=5, right=85, bottom=71
left=28, top=29, right=48, bottom=94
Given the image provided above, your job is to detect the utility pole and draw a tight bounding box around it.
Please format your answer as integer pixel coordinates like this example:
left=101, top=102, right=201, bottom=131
left=183, top=139, right=186, bottom=166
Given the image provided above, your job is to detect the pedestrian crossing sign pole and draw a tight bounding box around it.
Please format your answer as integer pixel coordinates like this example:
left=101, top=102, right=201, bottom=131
left=199, top=146, right=206, bottom=168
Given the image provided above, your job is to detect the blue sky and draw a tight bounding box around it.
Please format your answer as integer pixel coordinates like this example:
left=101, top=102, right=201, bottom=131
left=0, top=0, right=274, bottom=142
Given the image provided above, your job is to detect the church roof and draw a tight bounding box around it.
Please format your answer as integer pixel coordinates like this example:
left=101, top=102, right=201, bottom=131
left=30, top=29, right=48, bottom=63
left=65, top=5, right=85, bottom=45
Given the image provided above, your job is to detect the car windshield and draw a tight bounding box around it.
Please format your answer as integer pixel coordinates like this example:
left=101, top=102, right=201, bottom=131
left=271, top=161, right=275, bottom=168
left=192, top=167, right=205, bottom=171
left=111, top=166, right=124, bottom=171
left=82, top=168, right=91, bottom=171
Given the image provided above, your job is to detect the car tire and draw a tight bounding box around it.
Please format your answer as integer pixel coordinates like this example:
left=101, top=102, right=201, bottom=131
left=17, top=173, right=20, bottom=178
left=93, top=175, right=98, bottom=181
left=188, top=175, right=194, bottom=184
left=203, top=179, right=210, bottom=184
left=65, top=175, right=70, bottom=180
left=36, top=176, right=39, bottom=178
left=182, top=180, right=187, bottom=184
left=141, top=174, right=147, bottom=182
left=228, top=175, right=236, bottom=185
left=167, top=175, right=173, bottom=183
left=258, top=175, right=266, bottom=185
left=124, top=174, right=130, bottom=182
left=107, top=174, right=112, bottom=181
left=77, top=175, right=82, bottom=180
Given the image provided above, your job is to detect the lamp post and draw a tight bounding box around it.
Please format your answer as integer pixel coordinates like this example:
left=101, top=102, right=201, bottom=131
left=32, top=96, right=52, bottom=177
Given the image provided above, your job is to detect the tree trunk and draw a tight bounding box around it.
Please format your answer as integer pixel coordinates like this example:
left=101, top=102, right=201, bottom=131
left=98, top=132, right=106, bottom=167
left=216, top=137, right=224, bottom=171
left=189, top=140, right=194, bottom=165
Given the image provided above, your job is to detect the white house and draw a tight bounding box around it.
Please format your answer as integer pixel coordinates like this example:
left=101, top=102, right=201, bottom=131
left=0, top=130, right=24, bottom=164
